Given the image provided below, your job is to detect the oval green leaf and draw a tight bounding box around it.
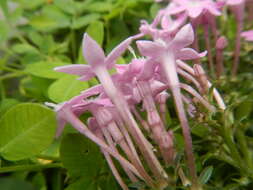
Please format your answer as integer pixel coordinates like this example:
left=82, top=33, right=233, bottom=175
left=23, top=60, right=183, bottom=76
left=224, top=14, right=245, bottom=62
left=26, top=61, right=68, bottom=79
left=0, top=103, right=57, bottom=161
left=48, top=75, right=89, bottom=103
left=199, top=166, right=214, bottom=184
left=72, top=14, right=100, bottom=29
left=60, top=133, right=103, bottom=178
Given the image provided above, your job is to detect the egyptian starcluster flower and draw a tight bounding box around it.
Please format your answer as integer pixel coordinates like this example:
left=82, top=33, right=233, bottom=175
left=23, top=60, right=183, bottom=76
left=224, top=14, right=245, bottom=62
left=48, top=18, right=227, bottom=189
left=241, top=30, right=253, bottom=41
left=46, top=1, right=231, bottom=189
left=154, top=0, right=252, bottom=78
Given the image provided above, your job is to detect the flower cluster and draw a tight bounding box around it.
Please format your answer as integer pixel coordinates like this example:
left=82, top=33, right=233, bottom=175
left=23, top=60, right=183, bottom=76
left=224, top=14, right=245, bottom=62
left=44, top=0, right=253, bottom=189
left=47, top=20, right=227, bottom=189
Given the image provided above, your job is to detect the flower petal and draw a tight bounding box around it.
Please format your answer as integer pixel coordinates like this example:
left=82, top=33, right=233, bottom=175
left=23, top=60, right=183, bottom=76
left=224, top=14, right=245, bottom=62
left=105, top=37, right=133, bottom=68
left=177, top=48, right=207, bottom=60
left=136, top=40, right=165, bottom=58
left=207, top=6, right=221, bottom=16
left=54, top=64, right=92, bottom=76
left=137, top=59, right=158, bottom=81
left=82, top=33, right=106, bottom=68
left=241, top=30, right=253, bottom=41
left=170, top=24, right=194, bottom=50
left=188, top=6, right=203, bottom=18
left=81, top=84, right=104, bottom=98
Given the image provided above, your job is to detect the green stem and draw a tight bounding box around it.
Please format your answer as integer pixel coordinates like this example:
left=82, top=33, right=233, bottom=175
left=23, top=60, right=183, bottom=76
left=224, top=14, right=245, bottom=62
left=236, top=130, right=253, bottom=171
left=0, top=163, right=62, bottom=173
left=37, top=154, right=61, bottom=162
left=0, top=72, right=25, bottom=81
left=0, top=65, right=24, bottom=73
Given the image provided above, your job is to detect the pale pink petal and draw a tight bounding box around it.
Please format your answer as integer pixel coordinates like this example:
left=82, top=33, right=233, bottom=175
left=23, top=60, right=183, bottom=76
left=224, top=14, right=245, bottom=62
left=207, top=6, right=221, bottom=16
left=241, top=30, right=253, bottom=41
left=115, top=64, right=128, bottom=74
left=105, top=37, right=133, bottom=68
left=177, top=48, right=207, bottom=60
left=80, top=84, right=104, bottom=98
left=167, top=5, right=186, bottom=15
left=78, top=72, right=96, bottom=81
left=82, top=33, right=106, bottom=68
left=136, top=40, right=165, bottom=57
left=170, top=24, right=194, bottom=49
left=227, top=0, right=244, bottom=5
left=137, top=59, right=158, bottom=81
left=54, top=64, right=92, bottom=76
left=188, top=6, right=203, bottom=18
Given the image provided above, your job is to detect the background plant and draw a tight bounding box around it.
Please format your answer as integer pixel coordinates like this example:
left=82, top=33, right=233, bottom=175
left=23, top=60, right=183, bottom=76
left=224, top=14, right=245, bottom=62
left=0, top=0, right=253, bottom=190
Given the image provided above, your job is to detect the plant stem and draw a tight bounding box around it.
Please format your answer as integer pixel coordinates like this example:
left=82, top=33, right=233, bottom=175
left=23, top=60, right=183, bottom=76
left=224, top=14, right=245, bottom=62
left=161, top=53, right=199, bottom=188
left=203, top=24, right=214, bottom=77
left=71, top=30, right=77, bottom=62
left=0, top=72, right=25, bottom=81
left=0, top=163, right=62, bottom=173
left=37, top=154, right=61, bottom=162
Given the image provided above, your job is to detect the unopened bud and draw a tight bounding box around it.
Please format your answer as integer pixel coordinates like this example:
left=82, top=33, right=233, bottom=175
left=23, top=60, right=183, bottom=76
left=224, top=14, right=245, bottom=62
left=216, top=36, right=228, bottom=50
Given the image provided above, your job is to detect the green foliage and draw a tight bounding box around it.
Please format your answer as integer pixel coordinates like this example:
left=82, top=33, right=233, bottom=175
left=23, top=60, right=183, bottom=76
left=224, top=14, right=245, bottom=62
left=48, top=75, right=89, bottom=103
left=0, top=0, right=253, bottom=189
left=60, top=133, right=103, bottom=178
left=0, top=103, right=56, bottom=160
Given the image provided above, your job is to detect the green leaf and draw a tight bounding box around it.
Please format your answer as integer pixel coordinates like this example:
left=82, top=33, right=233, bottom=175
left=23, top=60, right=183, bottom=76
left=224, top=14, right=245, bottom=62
left=65, top=176, right=97, bottom=190
left=18, top=0, right=44, bottom=10
left=12, top=43, right=39, bottom=54
left=29, top=5, right=70, bottom=32
left=235, top=100, right=253, bottom=120
left=28, top=31, right=44, bottom=48
left=191, top=124, right=210, bottom=138
left=85, top=2, right=113, bottom=12
left=0, top=98, right=19, bottom=117
left=72, top=14, right=100, bottom=29
left=26, top=61, right=68, bottom=79
left=0, top=0, right=8, bottom=18
left=60, top=133, right=103, bottom=178
left=30, top=15, right=58, bottom=31
left=86, top=21, right=104, bottom=45
left=0, top=103, right=57, bottom=161
left=199, top=166, right=213, bottom=184
left=48, top=75, right=89, bottom=103
left=150, top=3, right=162, bottom=18
left=0, top=177, right=35, bottom=190
left=54, top=0, right=76, bottom=15
left=0, top=21, right=10, bottom=44
left=20, top=76, right=52, bottom=101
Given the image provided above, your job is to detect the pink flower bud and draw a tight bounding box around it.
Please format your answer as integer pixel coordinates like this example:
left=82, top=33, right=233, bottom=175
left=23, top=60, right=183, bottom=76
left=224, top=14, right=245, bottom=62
left=216, top=36, right=228, bottom=49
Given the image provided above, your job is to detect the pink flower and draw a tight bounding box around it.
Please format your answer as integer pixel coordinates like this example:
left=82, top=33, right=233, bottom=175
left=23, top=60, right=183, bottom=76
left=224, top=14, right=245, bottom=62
left=137, top=24, right=206, bottom=61
left=241, top=30, right=253, bottom=41
left=167, top=0, right=222, bottom=19
left=54, top=33, right=133, bottom=81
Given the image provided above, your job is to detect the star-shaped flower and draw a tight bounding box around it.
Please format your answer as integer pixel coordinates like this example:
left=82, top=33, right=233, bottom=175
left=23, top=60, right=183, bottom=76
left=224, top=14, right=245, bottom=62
left=54, top=33, right=133, bottom=81
left=241, top=30, right=253, bottom=41
left=136, top=24, right=206, bottom=61
left=167, top=0, right=222, bottom=19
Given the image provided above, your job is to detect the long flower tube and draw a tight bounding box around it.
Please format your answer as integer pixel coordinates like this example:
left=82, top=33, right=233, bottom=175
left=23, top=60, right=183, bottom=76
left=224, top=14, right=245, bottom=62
left=52, top=15, right=228, bottom=189
left=80, top=34, right=168, bottom=181
left=136, top=80, right=174, bottom=164
left=88, top=119, right=132, bottom=190
left=94, top=107, right=154, bottom=186
left=176, top=60, right=226, bottom=110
